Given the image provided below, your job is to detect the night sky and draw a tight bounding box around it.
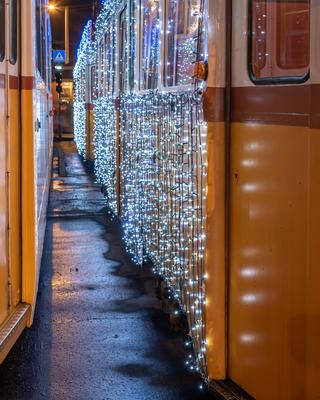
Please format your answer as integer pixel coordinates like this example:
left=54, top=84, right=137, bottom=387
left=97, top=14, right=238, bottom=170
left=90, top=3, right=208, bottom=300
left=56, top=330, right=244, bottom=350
left=50, top=0, right=100, bottom=69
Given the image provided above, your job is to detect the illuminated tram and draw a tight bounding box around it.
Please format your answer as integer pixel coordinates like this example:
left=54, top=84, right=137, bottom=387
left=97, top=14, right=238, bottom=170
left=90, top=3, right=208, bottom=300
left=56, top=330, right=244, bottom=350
left=0, top=0, right=53, bottom=363
left=74, top=0, right=320, bottom=399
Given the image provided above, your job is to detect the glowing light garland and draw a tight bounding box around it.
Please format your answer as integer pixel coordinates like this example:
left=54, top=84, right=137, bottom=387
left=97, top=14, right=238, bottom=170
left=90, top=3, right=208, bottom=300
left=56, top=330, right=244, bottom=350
left=74, top=0, right=208, bottom=382
left=74, top=21, right=94, bottom=158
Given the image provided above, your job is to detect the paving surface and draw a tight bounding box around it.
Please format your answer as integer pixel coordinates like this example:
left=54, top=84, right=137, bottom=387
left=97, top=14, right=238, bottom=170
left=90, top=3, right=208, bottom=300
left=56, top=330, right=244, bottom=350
left=0, top=141, right=214, bottom=400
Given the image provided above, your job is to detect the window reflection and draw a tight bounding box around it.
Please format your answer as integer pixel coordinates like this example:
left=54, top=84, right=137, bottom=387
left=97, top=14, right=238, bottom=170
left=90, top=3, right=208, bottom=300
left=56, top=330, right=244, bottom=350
left=251, top=0, right=310, bottom=80
left=140, top=0, right=161, bottom=90
left=0, top=0, right=5, bottom=62
left=164, top=0, right=201, bottom=87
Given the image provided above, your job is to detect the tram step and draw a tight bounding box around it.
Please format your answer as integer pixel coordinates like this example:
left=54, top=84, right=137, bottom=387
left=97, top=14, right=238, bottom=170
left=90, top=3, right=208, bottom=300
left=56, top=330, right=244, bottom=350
left=0, top=303, right=30, bottom=364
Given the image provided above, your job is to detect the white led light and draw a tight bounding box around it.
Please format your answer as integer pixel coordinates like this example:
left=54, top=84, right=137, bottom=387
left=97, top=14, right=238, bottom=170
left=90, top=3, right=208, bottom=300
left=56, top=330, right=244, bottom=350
left=74, top=0, right=209, bottom=380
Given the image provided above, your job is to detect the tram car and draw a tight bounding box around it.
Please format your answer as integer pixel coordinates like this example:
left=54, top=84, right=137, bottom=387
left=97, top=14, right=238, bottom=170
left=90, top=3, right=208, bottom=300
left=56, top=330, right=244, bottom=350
left=74, top=0, right=320, bottom=399
left=0, top=0, right=53, bottom=363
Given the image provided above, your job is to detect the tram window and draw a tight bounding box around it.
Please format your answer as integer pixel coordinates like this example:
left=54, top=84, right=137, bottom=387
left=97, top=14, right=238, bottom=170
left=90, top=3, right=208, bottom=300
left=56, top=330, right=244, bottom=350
left=90, top=66, right=97, bottom=102
left=111, top=22, right=116, bottom=93
left=82, top=70, right=86, bottom=101
left=163, top=0, right=201, bottom=87
left=104, top=30, right=111, bottom=94
left=119, top=7, right=129, bottom=92
left=36, top=0, right=46, bottom=80
left=119, top=1, right=136, bottom=92
left=46, top=15, right=52, bottom=90
left=129, top=0, right=136, bottom=91
left=250, top=0, right=310, bottom=82
left=105, top=22, right=117, bottom=94
left=98, top=40, right=104, bottom=97
left=36, top=0, right=41, bottom=73
left=0, top=0, right=4, bottom=62
left=140, top=0, right=160, bottom=90
left=9, top=0, right=17, bottom=65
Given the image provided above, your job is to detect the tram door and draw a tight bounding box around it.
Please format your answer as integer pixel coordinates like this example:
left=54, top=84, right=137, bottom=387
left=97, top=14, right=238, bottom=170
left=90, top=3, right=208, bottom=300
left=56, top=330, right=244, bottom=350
left=0, top=0, right=21, bottom=327
left=0, top=0, right=21, bottom=324
left=7, top=0, right=21, bottom=313
left=0, top=0, right=9, bottom=326
left=228, top=1, right=318, bottom=399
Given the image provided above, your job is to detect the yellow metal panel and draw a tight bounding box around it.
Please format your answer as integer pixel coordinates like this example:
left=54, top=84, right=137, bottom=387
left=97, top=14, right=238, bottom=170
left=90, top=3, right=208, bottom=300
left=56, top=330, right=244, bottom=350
left=305, top=130, right=320, bottom=399
left=228, top=123, right=320, bottom=399
left=8, top=88, right=21, bottom=309
left=21, top=89, right=37, bottom=324
left=20, top=0, right=53, bottom=326
left=205, top=122, right=227, bottom=380
left=21, top=84, right=52, bottom=326
left=0, top=82, right=8, bottom=326
left=34, top=85, right=50, bottom=275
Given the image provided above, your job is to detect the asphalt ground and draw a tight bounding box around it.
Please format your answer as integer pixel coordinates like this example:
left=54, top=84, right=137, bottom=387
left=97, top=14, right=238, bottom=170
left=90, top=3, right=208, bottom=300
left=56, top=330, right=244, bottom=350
left=0, top=140, right=215, bottom=400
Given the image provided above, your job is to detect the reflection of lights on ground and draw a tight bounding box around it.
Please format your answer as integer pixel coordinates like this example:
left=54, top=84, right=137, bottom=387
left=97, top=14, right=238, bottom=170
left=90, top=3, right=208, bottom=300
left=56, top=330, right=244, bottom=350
left=52, top=279, right=73, bottom=287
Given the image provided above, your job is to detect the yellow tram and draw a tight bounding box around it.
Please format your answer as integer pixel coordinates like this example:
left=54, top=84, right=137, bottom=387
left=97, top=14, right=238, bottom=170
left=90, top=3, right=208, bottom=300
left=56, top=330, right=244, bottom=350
left=74, top=0, right=320, bottom=398
left=0, top=0, right=53, bottom=363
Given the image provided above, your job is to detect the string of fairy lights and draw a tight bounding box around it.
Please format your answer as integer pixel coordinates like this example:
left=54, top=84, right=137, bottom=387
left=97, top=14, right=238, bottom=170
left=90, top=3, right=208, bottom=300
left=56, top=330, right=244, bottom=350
left=74, top=20, right=93, bottom=157
left=74, top=0, right=208, bottom=383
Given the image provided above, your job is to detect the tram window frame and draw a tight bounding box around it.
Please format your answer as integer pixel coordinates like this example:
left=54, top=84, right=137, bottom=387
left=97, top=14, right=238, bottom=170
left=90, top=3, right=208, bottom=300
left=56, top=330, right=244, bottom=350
left=0, top=0, right=4, bottom=62
left=46, top=14, right=52, bottom=91
left=98, top=39, right=104, bottom=98
left=9, top=0, right=18, bottom=65
left=248, top=0, right=310, bottom=85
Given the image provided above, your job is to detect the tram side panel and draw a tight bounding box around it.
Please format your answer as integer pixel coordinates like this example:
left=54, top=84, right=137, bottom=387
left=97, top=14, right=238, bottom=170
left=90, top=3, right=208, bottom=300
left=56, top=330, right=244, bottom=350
left=21, top=0, right=52, bottom=324
left=8, top=0, right=22, bottom=312
left=205, top=1, right=320, bottom=398
left=34, top=2, right=52, bottom=261
left=32, top=0, right=53, bottom=320
left=0, top=0, right=22, bottom=327
left=0, top=3, right=8, bottom=327
left=227, top=1, right=320, bottom=399
left=0, top=0, right=30, bottom=366
left=204, top=0, right=227, bottom=381
left=0, top=0, right=52, bottom=364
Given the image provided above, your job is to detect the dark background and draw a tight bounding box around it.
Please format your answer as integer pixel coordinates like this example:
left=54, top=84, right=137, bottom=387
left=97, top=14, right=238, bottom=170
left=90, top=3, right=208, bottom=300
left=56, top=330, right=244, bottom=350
left=50, top=0, right=101, bottom=74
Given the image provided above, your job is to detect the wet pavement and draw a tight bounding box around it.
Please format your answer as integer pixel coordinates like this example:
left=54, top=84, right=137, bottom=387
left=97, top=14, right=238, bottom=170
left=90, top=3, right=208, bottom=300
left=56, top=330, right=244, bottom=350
left=0, top=140, right=214, bottom=400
